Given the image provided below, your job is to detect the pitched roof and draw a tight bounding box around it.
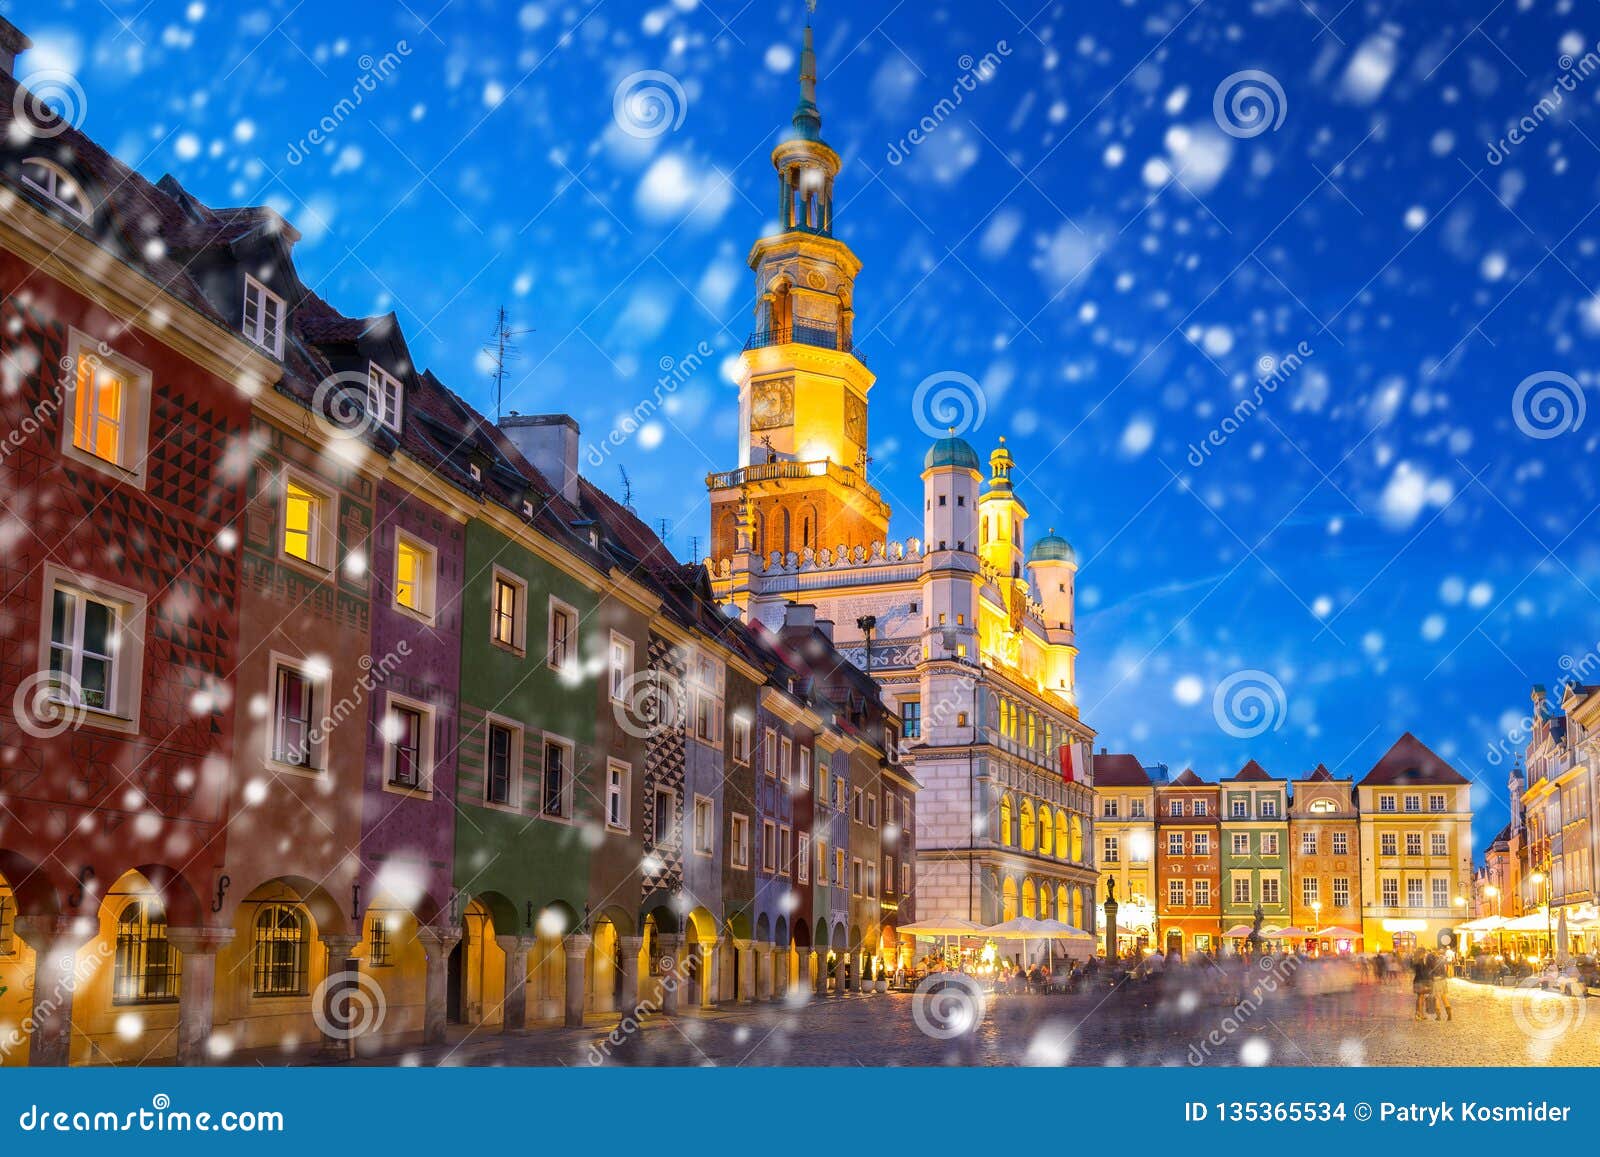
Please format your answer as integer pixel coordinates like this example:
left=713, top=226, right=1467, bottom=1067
left=1093, top=753, right=1149, bottom=787
left=1165, top=768, right=1208, bottom=787
left=1301, top=763, right=1338, bottom=782
left=1227, top=758, right=1278, bottom=782
left=1359, top=732, right=1468, bottom=787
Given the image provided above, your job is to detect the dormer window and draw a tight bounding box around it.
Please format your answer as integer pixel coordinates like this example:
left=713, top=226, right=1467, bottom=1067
left=366, top=363, right=403, bottom=431
left=469, top=463, right=482, bottom=482
left=20, top=158, right=90, bottom=221
left=241, top=275, right=286, bottom=357
left=521, top=500, right=534, bottom=519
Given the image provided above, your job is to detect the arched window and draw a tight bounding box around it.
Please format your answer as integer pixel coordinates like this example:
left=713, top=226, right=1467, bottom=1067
left=1022, top=878, right=1038, bottom=919
left=253, top=904, right=309, bottom=996
left=20, top=158, right=91, bottom=220
left=1039, top=808, right=1054, bottom=856
left=998, top=793, right=1014, bottom=847
left=1071, top=887, right=1084, bottom=930
left=1001, top=877, right=1018, bottom=922
left=1019, top=799, right=1036, bottom=852
left=1055, top=809, right=1069, bottom=859
left=1038, top=883, right=1053, bottom=919
left=781, top=508, right=792, bottom=555
left=1057, top=884, right=1071, bottom=922
left=113, top=899, right=178, bottom=1004
left=1070, top=815, right=1084, bottom=863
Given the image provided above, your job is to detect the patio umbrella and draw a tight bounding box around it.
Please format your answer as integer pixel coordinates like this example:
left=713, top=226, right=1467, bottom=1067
left=1223, top=924, right=1255, bottom=938
left=1265, top=925, right=1308, bottom=939
left=899, top=918, right=985, bottom=966
left=1315, top=925, right=1362, bottom=938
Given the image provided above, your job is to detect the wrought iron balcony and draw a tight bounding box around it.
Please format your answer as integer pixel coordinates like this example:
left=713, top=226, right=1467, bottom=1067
left=743, top=322, right=866, bottom=367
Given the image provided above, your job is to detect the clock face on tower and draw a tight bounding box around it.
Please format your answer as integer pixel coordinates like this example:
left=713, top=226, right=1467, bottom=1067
left=752, top=377, right=794, bottom=431
left=844, top=391, right=866, bottom=449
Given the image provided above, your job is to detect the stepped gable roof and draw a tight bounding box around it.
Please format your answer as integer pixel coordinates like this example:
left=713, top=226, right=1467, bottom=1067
left=1359, top=732, right=1468, bottom=787
left=1094, top=754, right=1150, bottom=787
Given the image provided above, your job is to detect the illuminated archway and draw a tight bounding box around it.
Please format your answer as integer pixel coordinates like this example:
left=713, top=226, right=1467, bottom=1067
left=998, top=794, right=1014, bottom=847
left=1021, top=878, right=1038, bottom=919
left=1001, top=877, right=1018, bottom=922
left=1039, top=808, right=1054, bottom=856
left=1072, top=887, right=1085, bottom=930
left=1055, top=810, right=1069, bottom=860
left=1070, top=815, right=1084, bottom=863
left=1019, top=799, right=1036, bottom=852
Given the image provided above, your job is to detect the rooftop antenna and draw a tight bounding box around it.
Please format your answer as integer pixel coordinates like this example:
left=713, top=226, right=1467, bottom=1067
left=618, top=465, right=635, bottom=511
left=657, top=518, right=672, bottom=548
left=484, top=305, right=535, bottom=423
left=689, top=535, right=701, bottom=561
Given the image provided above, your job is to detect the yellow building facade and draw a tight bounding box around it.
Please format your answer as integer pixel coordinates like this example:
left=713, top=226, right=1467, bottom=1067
left=1093, top=754, right=1158, bottom=953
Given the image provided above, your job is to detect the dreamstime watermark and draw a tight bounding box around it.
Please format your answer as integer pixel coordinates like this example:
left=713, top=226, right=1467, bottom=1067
left=12, top=68, right=89, bottom=139
left=612, top=669, right=688, bottom=739
left=1510, top=988, right=1587, bottom=1058
left=1212, top=669, right=1287, bottom=739
left=1511, top=370, right=1586, bottom=439
left=299, top=642, right=412, bottom=756
left=1213, top=70, right=1288, bottom=139
left=585, top=953, right=692, bottom=1064
left=584, top=340, right=712, bottom=468
left=0, top=343, right=113, bottom=469
left=910, top=972, right=986, bottom=1039
left=15, top=1094, right=284, bottom=1133
left=285, top=42, right=412, bottom=165
left=1186, top=952, right=1302, bottom=1065
left=1186, top=342, right=1314, bottom=468
left=1, top=939, right=114, bottom=1059
left=1486, top=44, right=1600, bottom=165
left=11, top=670, right=91, bottom=740
left=911, top=370, right=987, bottom=439
left=612, top=70, right=688, bottom=139
left=311, top=970, right=387, bottom=1041
left=885, top=42, right=1012, bottom=166
left=310, top=370, right=386, bottom=442
left=1485, top=646, right=1600, bottom=765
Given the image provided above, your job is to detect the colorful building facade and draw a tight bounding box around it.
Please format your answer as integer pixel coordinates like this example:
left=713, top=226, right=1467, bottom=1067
left=1154, top=772, right=1221, bottom=956
left=1219, top=761, right=1290, bottom=933
left=1288, top=765, right=1362, bottom=950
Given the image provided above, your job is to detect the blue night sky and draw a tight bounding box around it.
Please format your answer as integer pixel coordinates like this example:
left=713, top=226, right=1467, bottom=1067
left=20, top=0, right=1600, bottom=854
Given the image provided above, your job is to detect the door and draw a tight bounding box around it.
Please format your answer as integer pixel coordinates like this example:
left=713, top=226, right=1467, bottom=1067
left=446, top=940, right=463, bottom=1024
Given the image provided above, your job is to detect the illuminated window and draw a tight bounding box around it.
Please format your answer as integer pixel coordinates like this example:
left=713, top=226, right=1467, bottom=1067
left=0, top=894, right=13, bottom=956
left=367, top=362, right=403, bottom=430
left=282, top=478, right=331, bottom=567
left=252, top=904, right=308, bottom=996
left=730, top=813, right=750, bottom=869
left=797, top=746, right=811, bottom=787
left=798, top=833, right=811, bottom=882
left=242, top=275, right=286, bottom=356
left=113, top=899, right=178, bottom=1004
left=490, top=571, right=524, bottom=650
left=64, top=334, right=148, bottom=482
left=393, top=536, right=435, bottom=618
left=731, top=718, right=751, bottom=764
left=835, top=848, right=845, bottom=886
left=21, top=158, right=90, bottom=219
left=368, top=916, right=391, bottom=967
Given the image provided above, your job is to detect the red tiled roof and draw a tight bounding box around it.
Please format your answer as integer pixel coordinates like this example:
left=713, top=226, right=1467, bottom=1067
left=1359, top=732, right=1468, bottom=786
left=1166, top=769, right=1208, bottom=787
left=1228, top=758, right=1278, bottom=782
left=1301, top=763, right=1338, bottom=782
left=1093, top=753, right=1149, bottom=787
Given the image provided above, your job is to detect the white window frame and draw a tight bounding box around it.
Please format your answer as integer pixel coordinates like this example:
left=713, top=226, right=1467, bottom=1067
left=691, top=654, right=724, bottom=747
left=608, top=632, right=634, bottom=703
left=1231, top=832, right=1248, bottom=856
left=604, top=759, right=630, bottom=832
left=1332, top=831, right=1349, bottom=856
left=762, top=819, right=777, bottom=872
left=1193, top=878, right=1210, bottom=907
left=763, top=727, right=777, bottom=779
left=1261, top=875, right=1280, bottom=905
left=21, top=158, right=91, bottom=220
left=264, top=651, right=326, bottom=774
left=1193, top=832, right=1210, bottom=856
left=1430, top=832, right=1448, bottom=857
left=61, top=329, right=151, bottom=488
left=39, top=565, right=146, bottom=732
left=731, top=717, right=751, bottom=764
left=1380, top=832, right=1398, bottom=856
left=489, top=568, right=526, bottom=653
left=392, top=532, right=437, bottom=622
left=1405, top=832, right=1423, bottom=857
left=367, top=362, right=404, bottom=431
left=1261, top=832, right=1278, bottom=856
left=241, top=274, right=286, bottom=357
left=779, top=735, right=793, bottom=784
left=1166, top=832, right=1183, bottom=857
left=482, top=713, right=523, bottom=810
left=730, top=813, right=750, bottom=870
left=1103, top=836, right=1120, bottom=863
left=279, top=467, right=336, bottom=572
left=546, top=596, right=578, bottom=673
left=381, top=692, right=435, bottom=798
left=798, top=746, right=812, bottom=788
left=1232, top=876, right=1251, bottom=905
left=779, top=826, right=792, bottom=876
left=1300, top=831, right=1318, bottom=855
left=797, top=833, right=811, bottom=882
left=540, top=734, right=576, bottom=821
left=1168, top=879, right=1185, bottom=907
left=1332, top=877, right=1350, bottom=907
left=1432, top=877, right=1449, bottom=909
left=692, top=795, right=715, bottom=857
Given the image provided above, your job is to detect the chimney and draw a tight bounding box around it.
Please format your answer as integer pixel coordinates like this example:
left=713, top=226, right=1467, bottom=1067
left=814, top=617, right=834, bottom=643
left=0, top=16, right=30, bottom=77
left=782, top=601, right=816, bottom=631
left=499, top=414, right=579, bottom=506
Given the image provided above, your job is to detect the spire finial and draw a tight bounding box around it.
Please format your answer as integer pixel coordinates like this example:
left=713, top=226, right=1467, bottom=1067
left=793, top=3, right=822, bottom=140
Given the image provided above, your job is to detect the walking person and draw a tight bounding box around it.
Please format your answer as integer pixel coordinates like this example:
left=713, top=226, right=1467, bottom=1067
left=1412, top=949, right=1433, bottom=1020
left=1431, top=950, right=1452, bottom=1021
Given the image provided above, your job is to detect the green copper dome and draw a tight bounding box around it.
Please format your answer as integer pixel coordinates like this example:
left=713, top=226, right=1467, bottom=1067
left=1029, top=531, right=1076, bottom=564
left=924, top=436, right=981, bottom=472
